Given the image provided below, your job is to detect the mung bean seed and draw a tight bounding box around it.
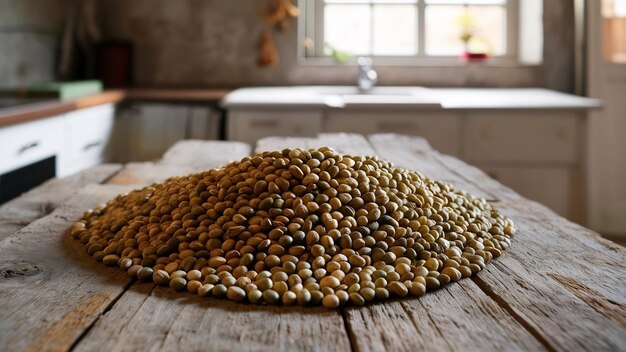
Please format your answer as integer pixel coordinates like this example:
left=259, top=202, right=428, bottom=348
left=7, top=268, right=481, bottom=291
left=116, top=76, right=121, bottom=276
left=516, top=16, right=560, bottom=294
left=69, top=147, right=514, bottom=307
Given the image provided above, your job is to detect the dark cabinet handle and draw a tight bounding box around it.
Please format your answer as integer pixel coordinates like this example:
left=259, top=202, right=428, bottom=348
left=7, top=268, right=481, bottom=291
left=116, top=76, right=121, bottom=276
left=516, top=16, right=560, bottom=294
left=17, top=141, right=40, bottom=154
left=83, top=141, right=103, bottom=151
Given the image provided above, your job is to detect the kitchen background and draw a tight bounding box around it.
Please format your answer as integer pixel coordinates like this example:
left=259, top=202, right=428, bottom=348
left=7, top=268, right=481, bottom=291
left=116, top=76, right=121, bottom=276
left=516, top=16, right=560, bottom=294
left=0, top=0, right=625, bottom=243
left=2, top=0, right=573, bottom=89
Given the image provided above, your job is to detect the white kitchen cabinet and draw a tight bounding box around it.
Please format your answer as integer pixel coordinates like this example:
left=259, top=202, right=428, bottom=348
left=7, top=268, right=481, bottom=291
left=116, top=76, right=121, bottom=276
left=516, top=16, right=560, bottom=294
left=477, top=164, right=576, bottom=218
left=464, top=112, right=581, bottom=164
left=227, top=110, right=322, bottom=146
left=189, top=106, right=220, bottom=140
left=222, top=87, right=597, bottom=224
left=0, top=115, right=64, bottom=175
left=58, top=104, right=115, bottom=177
left=112, top=103, right=220, bottom=162
left=462, top=111, right=586, bottom=222
left=324, top=111, right=461, bottom=157
left=130, top=104, right=188, bottom=161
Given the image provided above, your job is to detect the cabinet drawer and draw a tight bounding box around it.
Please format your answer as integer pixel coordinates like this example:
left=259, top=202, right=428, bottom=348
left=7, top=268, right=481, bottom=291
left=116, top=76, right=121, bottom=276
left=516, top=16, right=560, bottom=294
left=325, top=111, right=461, bottom=156
left=131, top=104, right=188, bottom=161
left=0, top=116, right=64, bottom=174
left=227, top=110, right=322, bottom=145
left=60, top=105, right=115, bottom=176
left=478, top=164, right=575, bottom=219
left=464, top=113, right=580, bottom=164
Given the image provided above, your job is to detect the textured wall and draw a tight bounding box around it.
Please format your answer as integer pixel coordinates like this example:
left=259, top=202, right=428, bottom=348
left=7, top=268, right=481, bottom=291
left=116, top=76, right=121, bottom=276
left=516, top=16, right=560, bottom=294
left=3, top=0, right=574, bottom=91
left=0, top=0, right=69, bottom=87
left=542, top=0, right=576, bottom=93
left=98, top=0, right=579, bottom=90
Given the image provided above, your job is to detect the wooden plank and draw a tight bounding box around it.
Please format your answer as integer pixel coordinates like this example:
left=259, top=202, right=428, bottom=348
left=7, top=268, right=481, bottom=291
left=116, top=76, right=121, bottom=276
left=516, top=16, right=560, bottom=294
left=106, top=162, right=198, bottom=186
left=108, top=141, right=251, bottom=187
left=73, top=285, right=350, bottom=352
left=256, top=133, right=376, bottom=155
left=368, top=134, right=626, bottom=350
left=0, top=164, right=122, bottom=241
left=160, top=140, right=251, bottom=169
left=472, top=200, right=626, bottom=351
left=0, top=184, right=136, bottom=352
left=344, top=282, right=546, bottom=352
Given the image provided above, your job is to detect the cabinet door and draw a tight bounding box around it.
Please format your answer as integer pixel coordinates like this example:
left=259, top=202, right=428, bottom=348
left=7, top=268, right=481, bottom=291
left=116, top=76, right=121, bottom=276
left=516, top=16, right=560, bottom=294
left=0, top=115, right=64, bottom=174
left=59, top=104, right=115, bottom=176
left=130, top=104, right=188, bottom=161
left=227, top=110, right=322, bottom=146
left=325, top=111, right=461, bottom=156
left=478, top=164, right=575, bottom=219
left=464, top=112, right=580, bottom=164
left=188, top=106, right=220, bottom=140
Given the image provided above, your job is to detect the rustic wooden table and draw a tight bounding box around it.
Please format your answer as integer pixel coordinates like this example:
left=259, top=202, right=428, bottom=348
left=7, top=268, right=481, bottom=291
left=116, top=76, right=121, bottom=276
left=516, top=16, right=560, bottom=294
left=0, top=133, right=624, bottom=352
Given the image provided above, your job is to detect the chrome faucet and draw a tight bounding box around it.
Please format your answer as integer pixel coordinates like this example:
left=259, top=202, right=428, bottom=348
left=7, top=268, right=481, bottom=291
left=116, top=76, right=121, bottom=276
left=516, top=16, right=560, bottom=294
left=357, top=57, right=377, bottom=93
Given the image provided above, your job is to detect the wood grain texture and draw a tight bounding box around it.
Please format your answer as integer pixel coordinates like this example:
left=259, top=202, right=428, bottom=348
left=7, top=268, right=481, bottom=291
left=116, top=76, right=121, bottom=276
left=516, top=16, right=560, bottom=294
left=256, top=133, right=376, bottom=155
left=2, top=134, right=626, bottom=352
left=109, top=141, right=251, bottom=187
left=106, top=162, right=199, bottom=186
left=74, top=285, right=351, bottom=352
left=0, top=164, right=122, bottom=241
left=0, top=184, right=135, bottom=352
left=344, top=282, right=546, bottom=352
left=160, top=140, right=251, bottom=169
left=473, top=200, right=626, bottom=351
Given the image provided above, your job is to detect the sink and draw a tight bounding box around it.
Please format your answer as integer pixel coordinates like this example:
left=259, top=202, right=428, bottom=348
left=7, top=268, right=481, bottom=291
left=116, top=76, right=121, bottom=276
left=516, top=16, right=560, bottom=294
left=221, top=86, right=442, bottom=109
left=314, top=86, right=420, bottom=96
left=314, top=86, right=440, bottom=108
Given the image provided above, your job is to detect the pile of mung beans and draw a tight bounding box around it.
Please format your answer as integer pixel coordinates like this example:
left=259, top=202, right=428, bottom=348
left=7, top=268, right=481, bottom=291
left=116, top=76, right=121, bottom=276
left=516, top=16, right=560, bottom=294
left=68, top=147, right=514, bottom=308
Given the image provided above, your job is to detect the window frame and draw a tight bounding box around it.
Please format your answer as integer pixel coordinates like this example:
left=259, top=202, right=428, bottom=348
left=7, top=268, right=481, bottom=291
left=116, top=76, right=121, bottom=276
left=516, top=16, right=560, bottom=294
left=299, top=0, right=520, bottom=65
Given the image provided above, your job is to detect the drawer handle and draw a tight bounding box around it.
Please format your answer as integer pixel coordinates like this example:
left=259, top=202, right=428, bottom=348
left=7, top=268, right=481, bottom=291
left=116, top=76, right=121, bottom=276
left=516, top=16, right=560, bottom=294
left=18, top=141, right=40, bottom=154
left=83, top=141, right=103, bottom=151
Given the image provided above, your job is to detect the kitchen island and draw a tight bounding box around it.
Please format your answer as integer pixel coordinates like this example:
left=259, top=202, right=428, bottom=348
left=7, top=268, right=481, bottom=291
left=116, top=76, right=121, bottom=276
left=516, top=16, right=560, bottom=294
left=0, top=133, right=623, bottom=351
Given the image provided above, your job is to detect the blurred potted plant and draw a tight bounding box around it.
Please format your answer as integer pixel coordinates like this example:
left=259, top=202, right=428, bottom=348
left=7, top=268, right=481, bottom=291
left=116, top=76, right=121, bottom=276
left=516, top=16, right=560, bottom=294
left=458, top=10, right=489, bottom=61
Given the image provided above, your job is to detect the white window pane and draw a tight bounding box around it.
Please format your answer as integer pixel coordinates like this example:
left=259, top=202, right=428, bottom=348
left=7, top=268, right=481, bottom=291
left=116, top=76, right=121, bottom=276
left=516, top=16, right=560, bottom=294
left=324, top=4, right=371, bottom=55
left=325, top=0, right=417, bottom=3
left=425, top=5, right=465, bottom=55
left=426, top=0, right=506, bottom=5
left=425, top=5, right=506, bottom=56
left=466, top=5, right=506, bottom=55
left=372, top=5, right=417, bottom=55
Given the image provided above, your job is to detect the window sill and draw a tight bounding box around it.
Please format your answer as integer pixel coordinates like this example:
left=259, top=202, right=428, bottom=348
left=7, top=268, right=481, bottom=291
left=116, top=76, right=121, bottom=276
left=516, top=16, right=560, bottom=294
left=297, top=56, right=541, bottom=68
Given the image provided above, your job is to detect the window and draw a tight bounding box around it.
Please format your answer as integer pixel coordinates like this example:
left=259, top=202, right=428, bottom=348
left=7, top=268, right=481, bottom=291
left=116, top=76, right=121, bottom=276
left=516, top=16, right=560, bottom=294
left=302, top=0, right=518, bottom=60
left=602, top=0, right=626, bottom=63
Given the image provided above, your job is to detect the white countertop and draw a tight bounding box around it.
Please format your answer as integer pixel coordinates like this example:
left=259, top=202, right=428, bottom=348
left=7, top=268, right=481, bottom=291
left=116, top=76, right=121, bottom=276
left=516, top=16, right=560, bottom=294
left=433, top=88, right=601, bottom=110
left=221, top=86, right=601, bottom=110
